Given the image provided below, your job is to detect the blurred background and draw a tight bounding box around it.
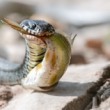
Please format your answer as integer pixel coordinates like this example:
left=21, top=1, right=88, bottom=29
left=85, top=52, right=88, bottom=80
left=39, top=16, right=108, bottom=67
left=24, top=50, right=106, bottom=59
left=0, top=0, right=110, bottom=65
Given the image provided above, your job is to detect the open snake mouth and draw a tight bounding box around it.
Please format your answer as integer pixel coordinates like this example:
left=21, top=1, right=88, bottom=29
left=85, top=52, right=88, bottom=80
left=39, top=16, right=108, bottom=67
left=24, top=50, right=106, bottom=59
left=0, top=17, right=55, bottom=37
left=0, top=17, right=55, bottom=47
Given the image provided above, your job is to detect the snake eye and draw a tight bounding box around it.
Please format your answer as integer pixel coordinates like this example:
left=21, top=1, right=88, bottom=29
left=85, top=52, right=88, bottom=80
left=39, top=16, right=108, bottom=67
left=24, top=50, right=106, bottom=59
left=30, top=23, right=36, bottom=29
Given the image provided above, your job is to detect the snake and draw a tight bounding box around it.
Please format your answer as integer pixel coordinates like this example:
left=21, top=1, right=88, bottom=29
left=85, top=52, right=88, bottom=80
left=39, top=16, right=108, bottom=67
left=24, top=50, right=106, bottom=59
left=0, top=17, right=75, bottom=91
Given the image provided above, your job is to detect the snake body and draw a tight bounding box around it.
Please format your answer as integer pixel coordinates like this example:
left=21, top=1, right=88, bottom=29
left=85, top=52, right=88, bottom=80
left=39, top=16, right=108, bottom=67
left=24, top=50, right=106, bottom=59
left=0, top=18, right=72, bottom=91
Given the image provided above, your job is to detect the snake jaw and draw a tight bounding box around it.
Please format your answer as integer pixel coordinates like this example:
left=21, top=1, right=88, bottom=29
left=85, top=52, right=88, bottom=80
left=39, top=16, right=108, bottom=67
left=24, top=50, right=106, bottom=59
left=0, top=17, right=55, bottom=39
left=0, top=17, right=47, bottom=48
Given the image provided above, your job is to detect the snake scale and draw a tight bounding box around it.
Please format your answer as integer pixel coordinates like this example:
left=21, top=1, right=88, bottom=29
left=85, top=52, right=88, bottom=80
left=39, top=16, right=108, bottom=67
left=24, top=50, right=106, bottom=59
left=0, top=17, right=75, bottom=91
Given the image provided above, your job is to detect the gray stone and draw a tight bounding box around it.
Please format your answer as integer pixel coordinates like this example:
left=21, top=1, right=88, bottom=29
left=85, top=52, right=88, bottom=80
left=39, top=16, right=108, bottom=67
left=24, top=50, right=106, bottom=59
left=1, top=63, right=110, bottom=110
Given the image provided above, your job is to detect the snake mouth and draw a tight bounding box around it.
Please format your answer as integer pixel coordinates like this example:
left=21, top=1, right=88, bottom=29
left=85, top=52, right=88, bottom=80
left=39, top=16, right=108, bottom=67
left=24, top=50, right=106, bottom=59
left=0, top=17, right=48, bottom=47
left=0, top=17, right=55, bottom=37
left=0, top=18, right=41, bottom=39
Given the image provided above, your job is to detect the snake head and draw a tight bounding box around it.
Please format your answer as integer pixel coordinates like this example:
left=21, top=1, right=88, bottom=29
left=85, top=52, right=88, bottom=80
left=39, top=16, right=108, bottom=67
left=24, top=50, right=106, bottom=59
left=0, top=17, right=55, bottom=38
left=20, top=19, right=55, bottom=37
left=0, top=17, right=55, bottom=47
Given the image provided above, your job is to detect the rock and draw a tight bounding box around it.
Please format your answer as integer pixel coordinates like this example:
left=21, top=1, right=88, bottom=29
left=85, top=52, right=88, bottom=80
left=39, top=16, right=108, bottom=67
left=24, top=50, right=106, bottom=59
left=86, top=39, right=103, bottom=52
left=70, top=53, right=87, bottom=64
left=98, top=97, right=110, bottom=110
left=0, top=86, right=12, bottom=101
left=0, top=1, right=34, bottom=17
left=1, top=62, right=110, bottom=110
left=0, top=86, right=13, bottom=109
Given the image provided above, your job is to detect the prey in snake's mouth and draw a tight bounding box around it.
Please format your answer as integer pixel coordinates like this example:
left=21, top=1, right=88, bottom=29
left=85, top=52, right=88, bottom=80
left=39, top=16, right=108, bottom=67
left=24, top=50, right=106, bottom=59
left=0, top=17, right=55, bottom=42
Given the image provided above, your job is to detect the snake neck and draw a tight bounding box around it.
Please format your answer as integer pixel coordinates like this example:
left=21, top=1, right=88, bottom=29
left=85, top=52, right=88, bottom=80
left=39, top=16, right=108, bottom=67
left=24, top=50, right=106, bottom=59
left=20, top=40, right=46, bottom=75
left=0, top=40, right=46, bottom=85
